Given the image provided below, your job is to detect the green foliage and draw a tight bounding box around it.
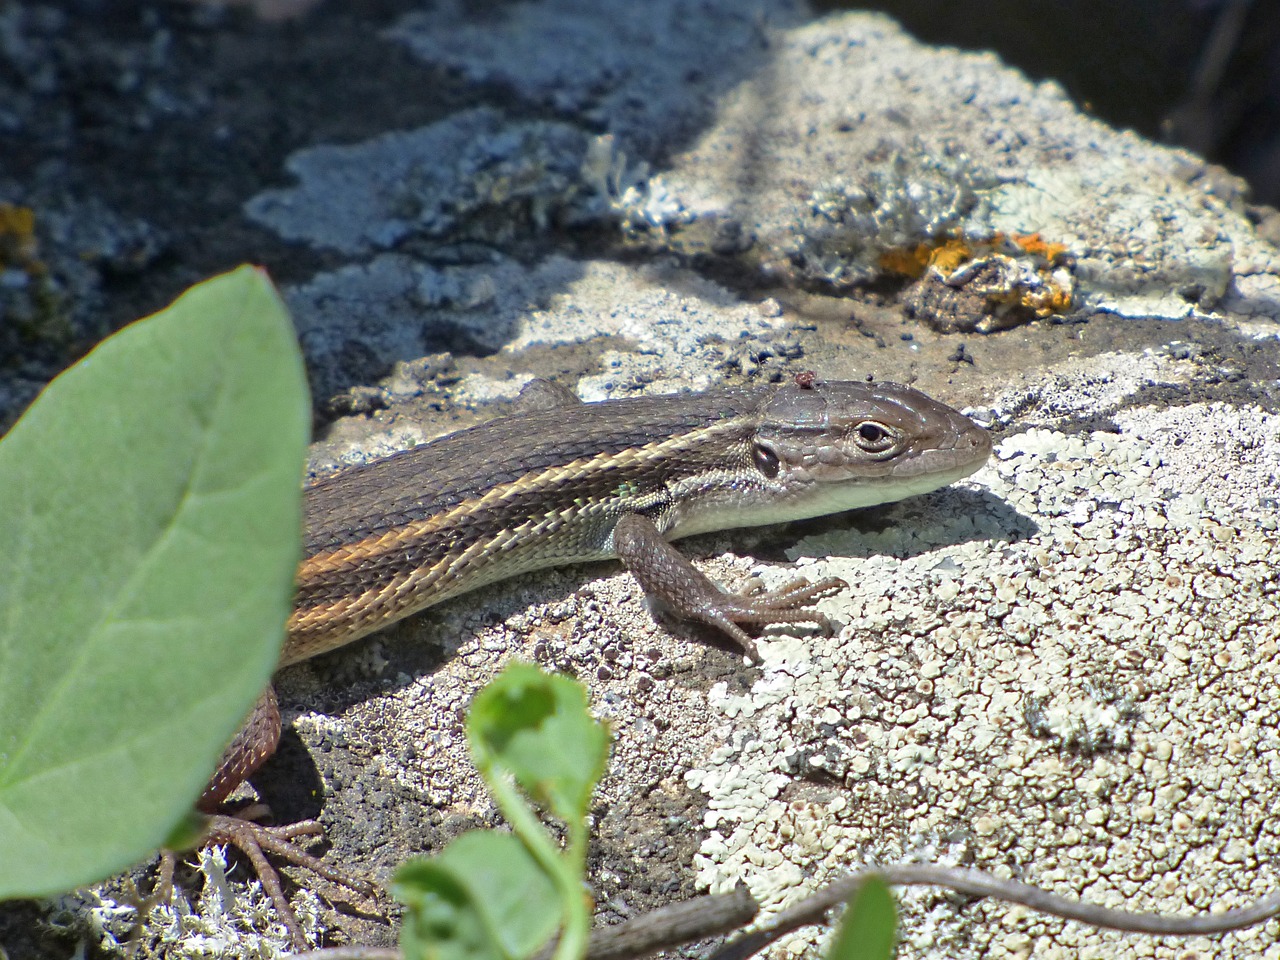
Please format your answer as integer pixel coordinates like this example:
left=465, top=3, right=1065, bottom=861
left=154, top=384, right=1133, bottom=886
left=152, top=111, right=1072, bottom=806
left=395, top=832, right=560, bottom=960
left=0, top=266, right=309, bottom=897
left=468, top=661, right=611, bottom=826
left=827, top=875, right=898, bottom=960
left=394, top=664, right=611, bottom=960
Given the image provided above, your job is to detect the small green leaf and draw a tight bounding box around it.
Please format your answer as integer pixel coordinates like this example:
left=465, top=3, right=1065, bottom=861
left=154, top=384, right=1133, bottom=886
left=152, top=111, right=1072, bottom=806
left=0, top=266, right=309, bottom=897
left=827, top=876, right=897, bottom=960
left=467, top=663, right=610, bottom=824
left=393, top=831, right=562, bottom=960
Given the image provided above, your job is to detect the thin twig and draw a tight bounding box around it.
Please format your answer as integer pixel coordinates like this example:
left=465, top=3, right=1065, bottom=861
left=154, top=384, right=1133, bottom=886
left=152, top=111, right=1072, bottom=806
left=539, top=885, right=760, bottom=960
left=288, top=864, right=1280, bottom=960
left=711, top=865, right=1280, bottom=960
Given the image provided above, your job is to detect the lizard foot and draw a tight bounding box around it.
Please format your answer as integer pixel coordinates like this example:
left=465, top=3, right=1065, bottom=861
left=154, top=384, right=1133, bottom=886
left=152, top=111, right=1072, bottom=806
left=613, top=513, right=848, bottom=661
left=200, top=808, right=377, bottom=950
left=698, top=575, right=847, bottom=658
left=129, top=808, right=376, bottom=951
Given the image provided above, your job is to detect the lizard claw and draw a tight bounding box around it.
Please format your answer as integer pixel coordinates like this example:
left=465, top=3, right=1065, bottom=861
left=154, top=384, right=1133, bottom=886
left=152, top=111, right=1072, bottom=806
left=200, top=811, right=376, bottom=950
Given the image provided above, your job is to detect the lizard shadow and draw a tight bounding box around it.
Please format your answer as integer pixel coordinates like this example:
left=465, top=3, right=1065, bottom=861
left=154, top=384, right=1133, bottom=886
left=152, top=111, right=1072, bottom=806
left=245, top=728, right=327, bottom=823
left=752, top=485, right=1033, bottom=563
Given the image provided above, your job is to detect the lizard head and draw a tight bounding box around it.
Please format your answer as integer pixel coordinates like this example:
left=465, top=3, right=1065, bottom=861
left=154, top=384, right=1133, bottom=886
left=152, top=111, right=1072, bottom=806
left=747, top=378, right=992, bottom=514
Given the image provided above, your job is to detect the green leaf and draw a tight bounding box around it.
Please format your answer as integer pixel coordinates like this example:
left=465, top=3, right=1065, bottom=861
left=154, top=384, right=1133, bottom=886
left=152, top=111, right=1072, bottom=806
left=161, top=810, right=208, bottom=853
left=827, top=875, right=898, bottom=960
left=0, top=266, right=309, bottom=897
left=467, top=663, right=610, bottom=825
left=393, top=831, right=562, bottom=960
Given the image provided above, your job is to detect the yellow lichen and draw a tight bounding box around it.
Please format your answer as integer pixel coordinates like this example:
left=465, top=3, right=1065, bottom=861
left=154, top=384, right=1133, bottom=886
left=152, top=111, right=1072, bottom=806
left=1021, top=278, right=1075, bottom=317
left=878, top=243, right=932, bottom=278
left=924, top=238, right=976, bottom=275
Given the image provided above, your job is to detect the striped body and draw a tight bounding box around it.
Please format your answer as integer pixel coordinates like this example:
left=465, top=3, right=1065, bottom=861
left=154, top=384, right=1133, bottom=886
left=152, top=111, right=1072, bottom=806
left=285, top=380, right=991, bottom=666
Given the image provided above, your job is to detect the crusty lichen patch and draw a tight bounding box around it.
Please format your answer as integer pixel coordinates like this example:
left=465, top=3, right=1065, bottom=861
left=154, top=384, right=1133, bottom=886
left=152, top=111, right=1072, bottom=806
left=57, top=846, right=321, bottom=959
left=894, top=233, right=1076, bottom=333
left=687, top=358, right=1280, bottom=959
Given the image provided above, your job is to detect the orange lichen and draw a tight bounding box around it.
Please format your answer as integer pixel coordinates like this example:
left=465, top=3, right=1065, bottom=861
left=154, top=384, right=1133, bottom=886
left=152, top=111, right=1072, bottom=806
left=1021, top=280, right=1075, bottom=317
left=881, top=230, right=1074, bottom=322
left=879, top=237, right=980, bottom=278
left=882, top=232, right=1070, bottom=279
left=1009, top=231, right=1068, bottom=263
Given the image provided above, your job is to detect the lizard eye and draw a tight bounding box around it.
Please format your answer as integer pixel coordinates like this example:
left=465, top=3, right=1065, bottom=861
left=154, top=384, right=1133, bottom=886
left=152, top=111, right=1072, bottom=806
left=752, top=441, right=781, bottom=478
left=854, top=421, right=896, bottom=453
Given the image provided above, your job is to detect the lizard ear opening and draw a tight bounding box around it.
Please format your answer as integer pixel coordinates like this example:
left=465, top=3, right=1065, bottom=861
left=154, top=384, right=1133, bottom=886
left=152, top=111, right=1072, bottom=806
left=752, top=441, right=781, bottom=478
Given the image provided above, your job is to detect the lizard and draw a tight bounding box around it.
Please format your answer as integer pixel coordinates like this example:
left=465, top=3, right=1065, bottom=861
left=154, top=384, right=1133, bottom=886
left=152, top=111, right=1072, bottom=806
left=186, top=373, right=992, bottom=947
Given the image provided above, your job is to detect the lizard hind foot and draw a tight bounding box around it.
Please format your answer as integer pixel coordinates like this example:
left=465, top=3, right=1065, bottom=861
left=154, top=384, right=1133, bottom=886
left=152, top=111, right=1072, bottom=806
left=197, top=811, right=377, bottom=951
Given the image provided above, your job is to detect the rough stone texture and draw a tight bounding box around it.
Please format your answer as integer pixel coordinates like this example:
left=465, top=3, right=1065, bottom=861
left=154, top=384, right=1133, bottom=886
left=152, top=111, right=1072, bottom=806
left=2, top=2, right=1279, bottom=959
left=244, top=109, right=596, bottom=256
left=284, top=253, right=801, bottom=407
left=689, top=350, right=1280, bottom=958
left=659, top=14, right=1280, bottom=322
left=237, top=6, right=1280, bottom=407
left=384, top=0, right=810, bottom=154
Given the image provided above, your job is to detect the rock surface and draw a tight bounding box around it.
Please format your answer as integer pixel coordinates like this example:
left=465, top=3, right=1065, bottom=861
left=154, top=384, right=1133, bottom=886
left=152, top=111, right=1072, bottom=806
left=1, top=2, right=1277, bottom=959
